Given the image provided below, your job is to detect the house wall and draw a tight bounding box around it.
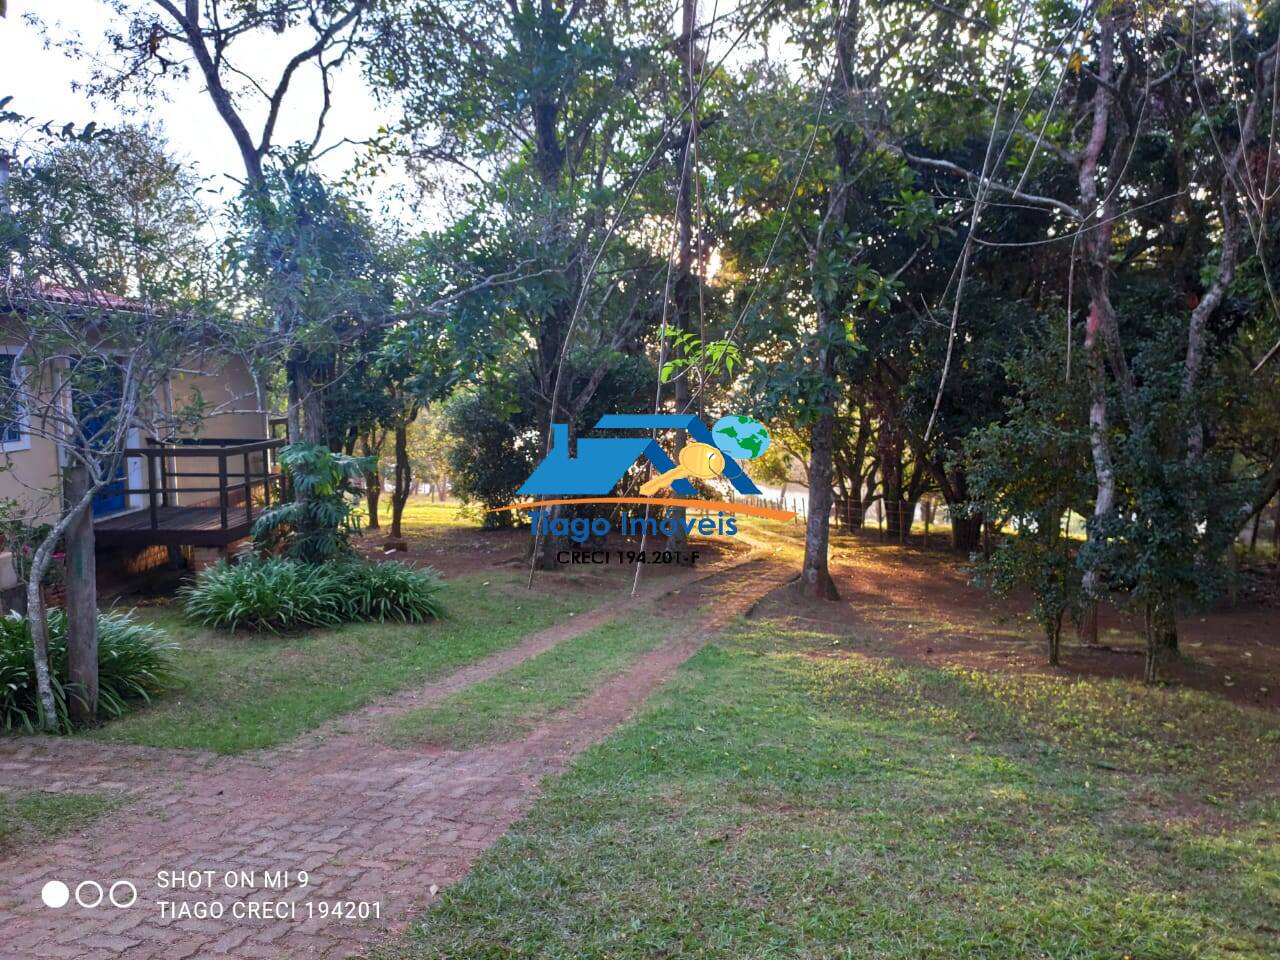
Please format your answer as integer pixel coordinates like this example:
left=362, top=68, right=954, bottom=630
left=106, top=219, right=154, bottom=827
left=0, top=324, right=65, bottom=593
left=160, top=354, right=268, bottom=508
left=167, top=353, right=265, bottom=441
left=0, top=437, right=61, bottom=593
left=0, top=309, right=268, bottom=597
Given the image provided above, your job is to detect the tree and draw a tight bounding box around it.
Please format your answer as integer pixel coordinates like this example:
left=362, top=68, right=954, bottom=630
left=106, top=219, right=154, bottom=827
left=370, top=0, right=670, bottom=433
left=1, top=124, right=228, bottom=728
left=710, top=0, right=939, bottom=596
left=968, top=321, right=1092, bottom=665
left=228, top=168, right=398, bottom=450
left=88, top=0, right=377, bottom=442
left=444, top=381, right=538, bottom=528
left=862, top=0, right=1279, bottom=677
left=370, top=0, right=686, bottom=565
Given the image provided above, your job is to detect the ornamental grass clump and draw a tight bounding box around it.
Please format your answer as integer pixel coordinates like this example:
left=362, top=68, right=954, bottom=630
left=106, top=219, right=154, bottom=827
left=0, top=609, right=178, bottom=732
left=181, top=557, right=444, bottom=633
left=334, top=560, right=444, bottom=623
left=179, top=558, right=345, bottom=632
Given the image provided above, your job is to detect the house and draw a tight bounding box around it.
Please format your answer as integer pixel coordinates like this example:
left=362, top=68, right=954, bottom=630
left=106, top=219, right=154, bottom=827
left=0, top=284, right=281, bottom=607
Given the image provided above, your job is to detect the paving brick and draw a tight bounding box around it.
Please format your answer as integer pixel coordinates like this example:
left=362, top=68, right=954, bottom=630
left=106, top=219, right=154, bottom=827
left=0, top=552, right=788, bottom=958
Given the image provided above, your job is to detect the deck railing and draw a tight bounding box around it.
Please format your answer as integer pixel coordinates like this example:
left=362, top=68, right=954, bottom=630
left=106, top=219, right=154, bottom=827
left=116, top=437, right=287, bottom=538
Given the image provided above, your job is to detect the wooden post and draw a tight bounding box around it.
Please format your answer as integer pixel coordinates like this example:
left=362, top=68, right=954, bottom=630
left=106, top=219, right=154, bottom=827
left=218, top=451, right=229, bottom=531
left=243, top=451, right=253, bottom=527
left=159, top=443, right=170, bottom=507
left=262, top=448, right=272, bottom=508
left=147, top=450, right=159, bottom=530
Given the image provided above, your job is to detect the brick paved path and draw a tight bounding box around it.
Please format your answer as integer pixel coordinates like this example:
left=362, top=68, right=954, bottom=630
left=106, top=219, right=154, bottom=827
left=0, top=552, right=793, bottom=960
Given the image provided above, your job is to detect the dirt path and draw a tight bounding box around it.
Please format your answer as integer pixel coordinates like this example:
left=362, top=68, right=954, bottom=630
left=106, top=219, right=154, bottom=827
left=0, top=551, right=793, bottom=960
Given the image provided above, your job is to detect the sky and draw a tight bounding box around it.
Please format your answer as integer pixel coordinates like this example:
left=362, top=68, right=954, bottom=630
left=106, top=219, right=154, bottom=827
left=0, top=0, right=772, bottom=224
left=0, top=0, right=399, bottom=197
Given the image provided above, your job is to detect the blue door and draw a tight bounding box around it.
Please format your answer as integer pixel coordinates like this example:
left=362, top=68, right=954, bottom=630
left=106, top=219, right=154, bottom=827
left=89, top=432, right=127, bottom=516
left=72, top=362, right=129, bottom=517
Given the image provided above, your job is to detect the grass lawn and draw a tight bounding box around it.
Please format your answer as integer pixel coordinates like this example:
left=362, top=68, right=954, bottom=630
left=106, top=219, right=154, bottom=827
left=373, top=499, right=473, bottom=530
left=383, top=609, right=675, bottom=749
left=86, top=573, right=594, bottom=754
left=378, top=617, right=1280, bottom=960
left=0, top=790, right=123, bottom=854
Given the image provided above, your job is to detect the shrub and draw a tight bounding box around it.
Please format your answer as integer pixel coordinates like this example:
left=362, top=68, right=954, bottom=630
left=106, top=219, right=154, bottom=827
left=179, top=558, right=345, bottom=632
left=0, top=610, right=178, bottom=733
left=251, top=444, right=373, bottom=562
left=181, top=557, right=444, bottom=632
left=335, top=561, right=444, bottom=623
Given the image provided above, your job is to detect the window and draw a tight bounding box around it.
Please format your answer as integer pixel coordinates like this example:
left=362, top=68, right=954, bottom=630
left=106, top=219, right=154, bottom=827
left=0, top=350, right=31, bottom=452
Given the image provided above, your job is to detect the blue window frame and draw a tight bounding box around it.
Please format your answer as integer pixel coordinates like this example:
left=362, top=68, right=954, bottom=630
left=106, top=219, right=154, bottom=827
left=0, top=351, right=30, bottom=452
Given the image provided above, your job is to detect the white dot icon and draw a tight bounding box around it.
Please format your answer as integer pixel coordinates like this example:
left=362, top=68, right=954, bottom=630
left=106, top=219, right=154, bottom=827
left=40, top=880, right=70, bottom=909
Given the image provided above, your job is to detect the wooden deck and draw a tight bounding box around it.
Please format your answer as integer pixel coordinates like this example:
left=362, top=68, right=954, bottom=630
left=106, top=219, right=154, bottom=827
left=90, top=436, right=285, bottom=549
left=94, top=506, right=255, bottom=547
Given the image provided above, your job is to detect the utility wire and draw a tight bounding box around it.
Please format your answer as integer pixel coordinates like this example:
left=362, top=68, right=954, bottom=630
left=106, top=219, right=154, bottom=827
left=529, top=0, right=778, bottom=588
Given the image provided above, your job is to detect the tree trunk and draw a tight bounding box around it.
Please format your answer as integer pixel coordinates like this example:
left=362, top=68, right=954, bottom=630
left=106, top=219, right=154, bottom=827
left=1142, top=599, right=1178, bottom=683
left=1082, top=341, right=1117, bottom=601
left=366, top=480, right=382, bottom=530
left=950, top=512, right=982, bottom=552
left=360, top=433, right=383, bottom=531
left=1047, top=610, right=1063, bottom=666
left=901, top=497, right=920, bottom=543
left=296, top=360, right=327, bottom=445
left=1079, top=600, right=1099, bottom=645
left=1077, top=20, right=1123, bottom=610
left=25, top=578, right=57, bottom=732
left=390, top=422, right=412, bottom=540
left=799, top=409, right=839, bottom=600
left=64, top=464, right=99, bottom=728
left=1152, top=598, right=1178, bottom=655
left=285, top=358, right=303, bottom=445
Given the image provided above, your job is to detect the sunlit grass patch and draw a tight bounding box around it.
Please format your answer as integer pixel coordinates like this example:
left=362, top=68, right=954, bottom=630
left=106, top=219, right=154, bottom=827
left=793, top=631, right=1280, bottom=792
left=383, top=499, right=471, bottom=531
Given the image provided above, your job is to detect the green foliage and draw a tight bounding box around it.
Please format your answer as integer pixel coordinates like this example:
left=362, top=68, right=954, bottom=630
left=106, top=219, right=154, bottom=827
left=967, top=323, right=1092, bottom=661
left=1078, top=312, right=1248, bottom=628
left=340, top=560, right=445, bottom=624
left=659, top=330, right=742, bottom=384
left=443, top=385, right=538, bottom=528
left=252, top=444, right=374, bottom=562
left=180, top=558, right=346, bottom=632
left=232, top=169, right=394, bottom=341
left=181, top=557, right=444, bottom=633
left=3, top=123, right=209, bottom=301
left=0, top=610, right=177, bottom=733
left=0, top=501, right=60, bottom=588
